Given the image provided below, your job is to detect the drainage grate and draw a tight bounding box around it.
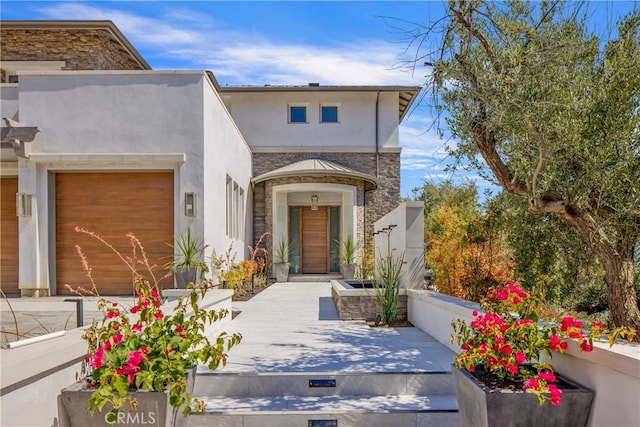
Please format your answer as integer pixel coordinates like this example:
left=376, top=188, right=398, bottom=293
left=308, top=420, right=338, bottom=427
left=308, top=379, right=336, bottom=388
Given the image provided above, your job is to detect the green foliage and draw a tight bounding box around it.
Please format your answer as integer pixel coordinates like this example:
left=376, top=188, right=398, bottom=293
left=373, top=231, right=404, bottom=326
left=274, top=237, right=290, bottom=264
left=409, top=0, right=640, bottom=334
left=413, top=181, right=517, bottom=300
left=76, top=231, right=241, bottom=423
left=338, top=234, right=357, bottom=265
left=452, top=283, right=635, bottom=406
left=166, top=227, right=208, bottom=273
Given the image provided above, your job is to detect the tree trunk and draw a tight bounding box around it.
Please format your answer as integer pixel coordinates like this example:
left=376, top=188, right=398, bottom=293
left=556, top=208, right=640, bottom=341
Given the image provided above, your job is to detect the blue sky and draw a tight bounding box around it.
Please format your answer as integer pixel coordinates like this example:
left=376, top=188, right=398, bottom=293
left=2, top=1, right=636, bottom=198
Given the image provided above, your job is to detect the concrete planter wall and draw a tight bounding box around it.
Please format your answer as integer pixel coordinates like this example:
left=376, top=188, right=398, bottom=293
left=60, top=365, right=196, bottom=427
left=452, top=365, right=593, bottom=427
left=61, top=383, right=169, bottom=427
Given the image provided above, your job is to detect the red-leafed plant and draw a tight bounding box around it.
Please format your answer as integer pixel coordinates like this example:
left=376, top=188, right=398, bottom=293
left=451, top=283, right=634, bottom=406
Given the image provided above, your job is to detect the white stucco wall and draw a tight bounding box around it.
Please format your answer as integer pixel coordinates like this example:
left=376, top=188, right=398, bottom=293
left=222, top=90, right=400, bottom=152
left=373, top=202, right=425, bottom=289
left=202, top=77, right=253, bottom=261
left=11, top=71, right=251, bottom=293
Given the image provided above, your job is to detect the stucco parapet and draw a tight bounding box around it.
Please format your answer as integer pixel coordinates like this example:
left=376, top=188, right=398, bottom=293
left=28, top=153, right=186, bottom=164
left=17, top=70, right=208, bottom=77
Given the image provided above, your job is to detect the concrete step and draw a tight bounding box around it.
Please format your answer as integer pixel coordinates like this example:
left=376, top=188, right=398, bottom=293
left=187, top=394, right=460, bottom=427
left=193, top=371, right=455, bottom=398
left=287, top=274, right=343, bottom=283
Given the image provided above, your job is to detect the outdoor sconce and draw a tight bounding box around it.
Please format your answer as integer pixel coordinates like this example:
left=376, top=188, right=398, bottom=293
left=311, top=194, right=319, bottom=211
left=184, top=192, right=196, bottom=217
left=16, top=193, right=32, bottom=217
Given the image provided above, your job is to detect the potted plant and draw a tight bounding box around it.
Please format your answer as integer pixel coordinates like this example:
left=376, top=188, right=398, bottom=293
left=273, top=237, right=290, bottom=283
left=451, top=283, right=634, bottom=427
left=60, top=229, right=242, bottom=426
left=167, top=228, right=208, bottom=289
left=338, top=234, right=357, bottom=280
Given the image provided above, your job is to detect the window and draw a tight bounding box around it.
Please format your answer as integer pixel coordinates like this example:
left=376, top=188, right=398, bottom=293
left=226, top=175, right=245, bottom=240
left=226, top=176, right=233, bottom=237
left=8, top=75, right=19, bottom=84
left=289, top=105, right=307, bottom=123
left=321, top=105, right=339, bottom=123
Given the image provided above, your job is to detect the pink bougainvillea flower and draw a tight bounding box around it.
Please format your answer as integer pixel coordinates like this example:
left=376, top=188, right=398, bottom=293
left=537, top=371, right=557, bottom=382
left=592, top=321, right=604, bottom=329
left=111, top=302, right=118, bottom=308
left=472, top=310, right=478, bottom=316
left=495, top=290, right=508, bottom=301
left=140, top=345, right=148, bottom=354
left=487, top=356, right=498, bottom=367
left=549, top=333, right=561, bottom=351
left=154, top=299, right=162, bottom=308
left=500, top=344, right=512, bottom=355
left=106, top=310, right=119, bottom=319
left=130, top=305, right=140, bottom=314
left=523, top=378, right=539, bottom=390
left=128, top=351, right=144, bottom=367
left=515, top=352, right=526, bottom=363
left=153, top=312, right=164, bottom=320
left=112, top=334, right=123, bottom=345
left=112, top=324, right=119, bottom=331
left=151, top=289, right=159, bottom=298
left=175, top=325, right=184, bottom=333
left=132, top=322, right=143, bottom=332
left=580, top=341, right=593, bottom=352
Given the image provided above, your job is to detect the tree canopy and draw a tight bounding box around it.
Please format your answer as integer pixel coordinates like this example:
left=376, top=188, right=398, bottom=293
left=411, top=1, right=640, bottom=336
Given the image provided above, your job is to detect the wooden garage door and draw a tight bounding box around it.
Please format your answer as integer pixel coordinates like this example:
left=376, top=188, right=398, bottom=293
left=56, top=172, right=174, bottom=295
left=1, top=177, right=19, bottom=295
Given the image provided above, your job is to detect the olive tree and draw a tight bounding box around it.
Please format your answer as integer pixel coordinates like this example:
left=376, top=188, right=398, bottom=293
left=411, top=1, right=640, bottom=335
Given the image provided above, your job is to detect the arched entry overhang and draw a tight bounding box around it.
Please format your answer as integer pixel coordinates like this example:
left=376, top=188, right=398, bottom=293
left=252, top=159, right=377, bottom=274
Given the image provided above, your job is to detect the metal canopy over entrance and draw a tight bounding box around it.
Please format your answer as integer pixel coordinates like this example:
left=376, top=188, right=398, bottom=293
left=252, top=158, right=377, bottom=190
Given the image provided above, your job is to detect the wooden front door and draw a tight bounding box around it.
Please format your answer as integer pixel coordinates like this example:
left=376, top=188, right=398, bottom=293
left=301, top=207, right=328, bottom=273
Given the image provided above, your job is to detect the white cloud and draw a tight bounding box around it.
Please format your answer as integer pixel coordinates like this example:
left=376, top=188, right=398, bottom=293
left=36, top=3, right=426, bottom=86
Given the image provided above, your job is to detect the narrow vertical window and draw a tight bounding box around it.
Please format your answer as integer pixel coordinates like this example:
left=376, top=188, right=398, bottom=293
left=226, top=176, right=233, bottom=237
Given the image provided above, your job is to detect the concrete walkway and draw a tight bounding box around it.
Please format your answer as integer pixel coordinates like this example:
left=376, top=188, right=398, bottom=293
left=205, top=282, right=455, bottom=374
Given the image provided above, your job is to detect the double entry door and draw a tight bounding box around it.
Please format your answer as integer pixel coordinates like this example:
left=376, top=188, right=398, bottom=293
left=289, top=206, right=340, bottom=274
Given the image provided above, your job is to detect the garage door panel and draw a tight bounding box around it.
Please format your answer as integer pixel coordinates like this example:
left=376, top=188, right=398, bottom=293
left=1, top=177, right=19, bottom=294
left=56, top=172, right=174, bottom=295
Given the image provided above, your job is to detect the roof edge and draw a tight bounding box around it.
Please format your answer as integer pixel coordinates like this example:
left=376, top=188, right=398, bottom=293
left=0, top=20, right=151, bottom=70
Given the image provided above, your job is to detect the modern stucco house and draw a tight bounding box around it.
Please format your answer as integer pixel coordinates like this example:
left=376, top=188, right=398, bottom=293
left=0, top=20, right=419, bottom=296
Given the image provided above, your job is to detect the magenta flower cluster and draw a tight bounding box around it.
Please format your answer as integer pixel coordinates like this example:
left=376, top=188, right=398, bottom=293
left=452, top=283, right=607, bottom=406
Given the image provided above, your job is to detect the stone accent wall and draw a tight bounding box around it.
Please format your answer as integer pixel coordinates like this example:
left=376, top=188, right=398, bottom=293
left=331, top=286, right=408, bottom=322
left=252, top=152, right=400, bottom=246
left=0, top=29, right=146, bottom=71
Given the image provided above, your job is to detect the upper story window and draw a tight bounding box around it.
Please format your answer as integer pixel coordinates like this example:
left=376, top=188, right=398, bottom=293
left=289, top=105, right=307, bottom=123
left=321, top=105, right=339, bottom=123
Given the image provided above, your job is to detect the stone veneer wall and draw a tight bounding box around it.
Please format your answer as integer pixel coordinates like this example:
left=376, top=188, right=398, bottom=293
left=331, top=286, right=408, bottom=322
left=252, top=152, right=400, bottom=247
left=0, top=29, right=146, bottom=72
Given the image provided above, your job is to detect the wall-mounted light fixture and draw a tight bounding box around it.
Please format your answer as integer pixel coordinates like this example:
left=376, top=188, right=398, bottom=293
left=16, top=193, right=32, bottom=217
left=184, top=192, right=196, bottom=217
left=311, top=194, right=319, bottom=211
